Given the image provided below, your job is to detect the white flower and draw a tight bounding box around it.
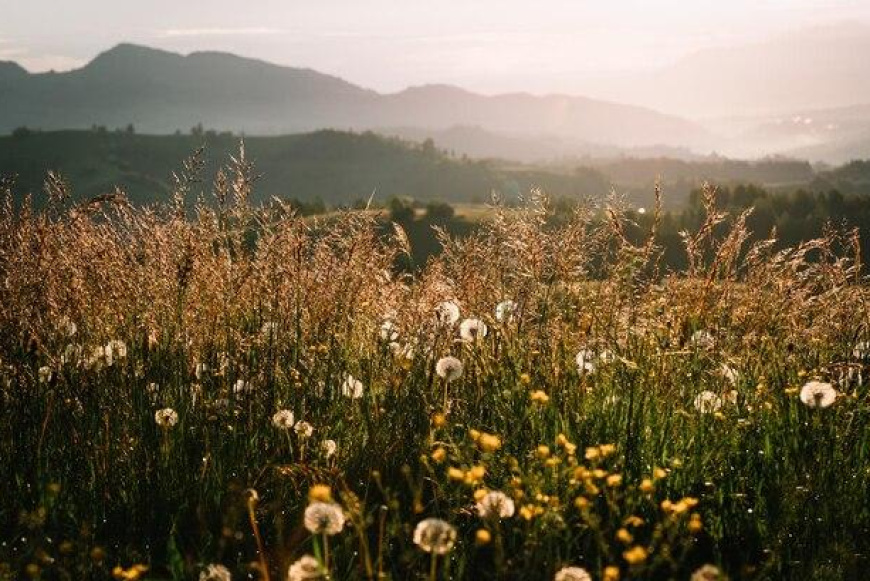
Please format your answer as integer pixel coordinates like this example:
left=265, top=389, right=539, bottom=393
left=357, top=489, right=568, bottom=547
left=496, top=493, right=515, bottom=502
left=272, top=409, right=295, bottom=430
left=459, top=318, right=488, bottom=343
left=413, top=518, right=457, bottom=554
left=435, top=301, right=461, bottom=326
left=106, top=339, right=127, bottom=360
left=554, top=567, right=592, bottom=581
left=295, top=421, right=314, bottom=438
left=476, top=491, right=515, bottom=519
left=380, top=320, right=399, bottom=342
left=341, top=374, right=364, bottom=399
left=853, top=341, right=870, bottom=360
left=199, top=564, right=232, bottom=581
left=690, top=330, right=716, bottom=349
left=155, top=408, right=179, bottom=428
left=495, top=300, right=518, bottom=323
left=575, top=349, right=596, bottom=374
left=690, top=564, right=724, bottom=581
left=799, top=381, right=838, bottom=409
left=287, top=555, right=323, bottom=581
left=435, top=356, right=463, bottom=382
left=303, top=502, right=345, bottom=535
left=38, top=366, right=52, bottom=383
left=321, top=439, right=337, bottom=458
left=694, top=391, right=723, bottom=414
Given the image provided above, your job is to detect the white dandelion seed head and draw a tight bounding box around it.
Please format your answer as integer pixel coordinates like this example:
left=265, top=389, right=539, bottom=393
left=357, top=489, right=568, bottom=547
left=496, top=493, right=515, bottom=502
left=295, top=421, right=315, bottom=438
left=694, top=390, right=723, bottom=414
left=272, top=409, right=295, bottom=430
left=341, top=375, right=364, bottom=399
left=495, top=300, right=518, bottom=323
left=413, top=518, right=457, bottom=554
left=435, top=356, right=464, bottom=382
left=380, top=320, right=399, bottom=342
left=199, top=564, right=232, bottom=581
left=554, top=567, right=592, bottom=581
left=459, top=318, right=488, bottom=343
left=575, top=349, right=596, bottom=374
left=155, top=408, right=179, bottom=428
left=321, top=439, right=337, bottom=458
left=690, top=564, right=725, bottom=581
left=690, top=330, right=716, bottom=349
left=38, top=366, right=52, bottom=383
left=287, top=555, right=323, bottom=581
left=476, top=491, right=516, bottom=520
left=435, top=301, right=461, bottom=326
left=303, top=502, right=345, bottom=535
left=799, top=381, right=838, bottom=409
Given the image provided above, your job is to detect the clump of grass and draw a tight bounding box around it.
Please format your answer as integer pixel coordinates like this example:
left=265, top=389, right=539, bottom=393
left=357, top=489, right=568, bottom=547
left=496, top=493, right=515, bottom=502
left=0, top=150, right=869, bottom=580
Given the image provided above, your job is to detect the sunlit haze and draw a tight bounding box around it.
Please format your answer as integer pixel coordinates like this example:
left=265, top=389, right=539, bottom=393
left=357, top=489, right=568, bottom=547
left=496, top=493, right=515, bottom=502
left=3, top=0, right=870, bottom=107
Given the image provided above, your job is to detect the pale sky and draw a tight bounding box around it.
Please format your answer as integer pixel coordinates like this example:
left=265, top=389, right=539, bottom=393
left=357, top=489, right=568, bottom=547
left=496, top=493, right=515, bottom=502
left=2, top=0, right=870, bottom=95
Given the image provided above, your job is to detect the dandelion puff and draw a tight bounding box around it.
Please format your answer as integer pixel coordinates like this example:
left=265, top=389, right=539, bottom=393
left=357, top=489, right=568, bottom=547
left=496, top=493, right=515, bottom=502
left=575, top=349, right=596, bottom=374
left=321, top=439, right=337, bottom=458
left=690, top=564, right=725, bottom=581
left=61, top=343, right=82, bottom=366
left=341, top=374, right=364, bottom=399
left=435, top=356, right=463, bottom=382
left=380, top=320, right=399, bottom=342
left=303, top=502, right=345, bottom=535
left=272, top=410, right=295, bottom=430
left=295, top=421, right=314, bottom=438
left=495, top=300, right=518, bottom=323
left=476, top=491, right=515, bottom=519
left=155, top=408, right=179, bottom=428
left=413, top=518, right=457, bottom=554
left=287, top=555, right=324, bottom=581
left=435, top=301, right=460, bottom=327
left=389, top=341, right=415, bottom=360
left=199, top=564, right=232, bottom=581
left=799, top=381, right=838, bottom=409
left=694, top=391, right=722, bottom=414
left=554, top=567, right=592, bottom=581
left=459, top=318, right=488, bottom=343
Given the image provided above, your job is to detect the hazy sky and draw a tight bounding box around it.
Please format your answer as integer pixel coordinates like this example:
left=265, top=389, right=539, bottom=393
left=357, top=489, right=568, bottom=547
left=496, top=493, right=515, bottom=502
left=2, top=0, right=870, bottom=95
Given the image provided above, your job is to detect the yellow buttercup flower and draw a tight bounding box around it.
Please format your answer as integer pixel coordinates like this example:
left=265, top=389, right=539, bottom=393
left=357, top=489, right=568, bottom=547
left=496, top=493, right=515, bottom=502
left=623, top=546, right=648, bottom=565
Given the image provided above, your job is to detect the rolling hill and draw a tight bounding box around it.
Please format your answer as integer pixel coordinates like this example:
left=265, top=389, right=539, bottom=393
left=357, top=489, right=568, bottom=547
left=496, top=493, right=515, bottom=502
left=0, top=44, right=711, bottom=151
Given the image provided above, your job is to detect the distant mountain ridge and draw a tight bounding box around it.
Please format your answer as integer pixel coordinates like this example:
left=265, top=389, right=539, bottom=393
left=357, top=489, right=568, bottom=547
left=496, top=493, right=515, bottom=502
left=0, top=43, right=711, bottom=151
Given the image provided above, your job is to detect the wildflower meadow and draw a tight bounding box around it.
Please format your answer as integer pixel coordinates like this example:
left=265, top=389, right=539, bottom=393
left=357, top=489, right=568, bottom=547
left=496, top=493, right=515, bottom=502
left=2, top=154, right=869, bottom=580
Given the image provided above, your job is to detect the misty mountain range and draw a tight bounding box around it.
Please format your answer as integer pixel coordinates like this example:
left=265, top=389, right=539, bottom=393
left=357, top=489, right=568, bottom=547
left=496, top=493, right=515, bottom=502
left=1, top=35, right=870, bottom=164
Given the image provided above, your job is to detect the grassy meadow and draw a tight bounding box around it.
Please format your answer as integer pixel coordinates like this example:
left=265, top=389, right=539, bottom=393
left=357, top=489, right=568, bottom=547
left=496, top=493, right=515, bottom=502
left=2, top=152, right=870, bottom=581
